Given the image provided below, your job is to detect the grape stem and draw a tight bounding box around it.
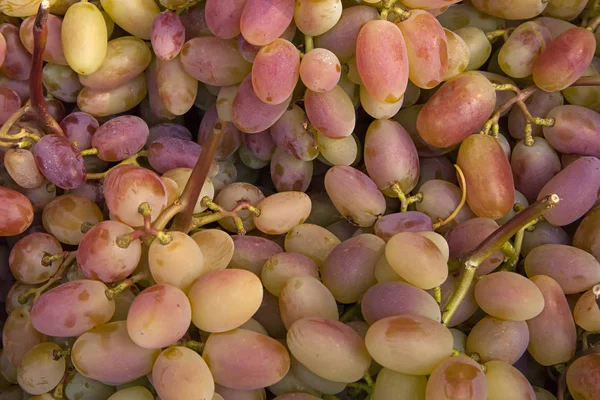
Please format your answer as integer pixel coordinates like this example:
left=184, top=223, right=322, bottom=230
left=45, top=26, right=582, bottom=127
left=587, top=14, right=600, bottom=31
left=30, top=0, right=64, bottom=137
left=116, top=202, right=172, bottom=248
left=19, top=251, right=77, bottom=304
left=304, top=35, right=314, bottom=53
left=85, top=150, right=148, bottom=180
left=571, top=75, right=600, bottom=86
left=485, top=28, right=514, bottom=42
left=52, top=348, right=71, bottom=361
left=105, top=272, right=148, bottom=300
left=178, top=340, right=205, bottom=353
left=0, top=101, right=32, bottom=141
left=433, top=165, right=466, bottom=230
left=166, top=123, right=224, bottom=233
left=41, top=251, right=68, bottom=267
left=80, top=148, right=99, bottom=156
left=441, top=194, right=560, bottom=325
left=189, top=197, right=261, bottom=234
left=434, top=286, right=442, bottom=304
left=391, top=183, right=423, bottom=213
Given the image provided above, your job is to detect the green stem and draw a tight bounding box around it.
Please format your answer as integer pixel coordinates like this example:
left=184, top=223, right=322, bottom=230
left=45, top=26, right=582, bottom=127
left=304, top=35, right=314, bottom=52
left=86, top=150, right=148, bottom=179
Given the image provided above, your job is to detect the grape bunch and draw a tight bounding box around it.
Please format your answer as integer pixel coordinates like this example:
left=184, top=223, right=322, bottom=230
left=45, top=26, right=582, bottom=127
left=0, top=0, right=599, bottom=399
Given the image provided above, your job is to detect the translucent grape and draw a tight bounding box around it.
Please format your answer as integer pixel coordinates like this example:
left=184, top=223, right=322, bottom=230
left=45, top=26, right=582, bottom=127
left=270, top=105, right=319, bottom=161
left=8, top=233, right=61, bottom=284
left=148, top=231, right=206, bottom=292
left=294, top=0, right=341, bottom=36
left=33, top=134, right=86, bottom=190
left=19, top=14, right=66, bottom=65
left=77, top=73, right=147, bottom=117
left=190, top=229, right=235, bottom=274
left=215, top=384, right=267, bottom=400
left=152, top=346, right=214, bottom=400
left=566, top=353, right=600, bottom=400
left=279, top=276, right=339, bottom=329
left=41, top=194, right=102, bottom=245
left=300, top=48, right=341, bottom=93
left=64, top=372, right=116, bottom=400
left=544, top=105, right=600, bottom=158
left=61, top=2, right=107, bottom=75
left=466, top=316, right=529, bottom=364
left=240, top=0, right=294, bottom=46
left=527, top=275, right=577, bottom=366
left=316, top=131, right=358, bottom=166
left=453, top=27, right=491, bottom=72
left=356, top=20, right=408, bottom=104
left=31, top=280, right=115, bottom=337
left=253, top=191, right=312, bottom=235
left=4, top=149, right=43, bottom=190
left=108, top=386, right=153, bottom=400
left=290, top=356, right=346, bottom=394
left=284, top=223, right=341, bottom=266
left=359, top=85, right=403, bottom=120
left=474, top=272, right=544, bottom=321
left=79, top=36, right=152, bottom=91
left=537, top=157, right=600, bottom=226
left=270, top=147, right=313, bottom=192
left=151, top=11, right=185, bottom=61
left=498, top=21, right=551, bottom=79
left=156, top=56, right=198, bottom=116
left=0, top=24, right=31, bottom=80
left=425, top=355, right=487, bottom=400
left=532, top=27, right=595, bottom=92
left=59, top=112, right=98, bottom=151
left=100, top=0, right=159, bottom=40
left=92, top=116, right=148, bottom=162
left=304, top=85, right=355, bottom=139
left=470, top=0, right=547, bottom=20
left=204, top=0, right=245, bottom=39
left=2, top=306, right=45, bottom=368
left=261, top=252, right=319, bottom=297
left=485, top=360, right=535, bottom=400
left=103, top=165, right=167, bottom=227
left=148, top=137, right=202, bottom=174
left=71, top=321, right=160, bottom=384
left=374, top=212, right=433, bottom=241
left=17, top=342, right=65, bottom=396
left=365, top=314, right=453, bottom=375
left=204, top=328, right=290, bottom=390
left=287, top=318, right=370, bottom=383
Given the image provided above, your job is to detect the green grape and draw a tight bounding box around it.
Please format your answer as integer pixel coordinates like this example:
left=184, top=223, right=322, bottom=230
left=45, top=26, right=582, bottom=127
left=190, top=229, right=235, bottom=274
left=108, top=386, right=153, bottom=400
left=284, top=223, right=341, bottom=266
left=77, top=73, right=147, bottom=117
left=0, top=0, right=58, bottom=17
left=261, top=252, right=319, bottom=297
left=100, top=0, right=159, bottom=40
left=17, top=342, right=66, bottom=396
left=454, top=27, right=491, bottom=71
left=484, top=360, right=535, bottom=400
left=290, top=354, right=346, bottom=394
left=64, top=372, right=116, bottom=400
left=279, top=276, right=339, bottom=329
left=470, top=0, right=548, bottom=20
left=373, top=367, right=426, bottom=400
left=317, top=131, right=358, bottom=167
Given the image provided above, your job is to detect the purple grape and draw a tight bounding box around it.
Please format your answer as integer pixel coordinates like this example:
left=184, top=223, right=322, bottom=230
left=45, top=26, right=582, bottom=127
left=511, top=138, right=561, bottom=203
left=270, top=104, right=319, bottom=162
left=243, top=130, right=276, bottom=161
left=146, top=123, right=192, bottom=148
left=374, top=212, right=433, bottom=241
left=151, top=11, right=186, bottom=61
left=270, top=147, right=312, bottom=192
left=148, top=136, right=203, bottom=174
left=33, top=135, right=86, bottom=190
left=198, top=105, right=242, bottom=160
left=92, top=116, right=149, bottom=162
left=59, top=112, right=99, bottom=151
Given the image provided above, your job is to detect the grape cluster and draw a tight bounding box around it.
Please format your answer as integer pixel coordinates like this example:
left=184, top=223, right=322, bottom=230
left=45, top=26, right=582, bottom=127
left=0, top=0, right=599, bottom=399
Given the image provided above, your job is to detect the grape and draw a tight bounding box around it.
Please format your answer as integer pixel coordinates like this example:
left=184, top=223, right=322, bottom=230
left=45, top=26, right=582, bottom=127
left=441, top=29, right=469, bottom=81
left=359, top=85, right=403, bottom=120
left=321, top=234, right=382, bottom=303
left=240, top=0, right=294, bottom=46
left=425, top=355, right=486, bottom=400
left=0, top=0, right=56, bottom=17
left=215, top=384, right=267, bottom=400
left=0, top=87, right=20, bottom=126
left=508, top=91, right=563, bottom=140
left=527, top=275, right=577, bottom=366
left=325, top=166, right=386, bottom=227
left=373, top=368, right=427, bottom=400
left=573, top=208, right=600, bottom=261
left=0, top=186, right=33, bottom=237
left=79, top=36, right=152, bottom=91
left=190, top=229, right=234, bottom=274
left=78, top=73, right=148, bottom=117
left=544, top=105, right=600, bottom=158
left=270, top=105, right=319, bottom=161
left=151, top=11, right=185, bottom=61
left=61, top=2, right=107, bottom=75
left=147, top=123, right=191, bottom=147
left=470, top=0, right=547, bottom=19
left=127, top=284, right=191, bottom=349
left=537, top=157, right=600, bottom=226
left=365, top=314, right=453, bottom=375
left=216, top=85, right=238, bottom=122
left=148, top=137, right=202, bottom=173
left=100, top=0, right=159, bottom=40
left=362, top=281, right=441, bottom=325
left=178, top=3, right=210, bottom=38
left=261, top=252, right=319, bottom=297
left=290, top=355, right=346, bottom=394
left=42, top=194, right=102, bottom=245
left=268, top=368, right=321, bottom=396
left=31, top=280, right=114, bottom=337
left=0, top=350, right=17, bottom=384
left=498, top=21, right=551, bottom=79
left=294, top=0, right=341, bottom=37
left=511, top=138, right=561, bottom=204
left=521, top=220, right=570, bottom=257
left=156, top=56, right=198, bottom=116
left=453, top=27, right=491, bottom=72
left=356, top=20, right=407, bottom=104
left=270, top=147, right=313, bottom=193
left=64, top=372, right=116, bottom=400
left=17, top=342, right=65, bottom=396
left=91, top=116, right=148, bottom=162
left=103, top=165, right=167, bottom=227
left=532, top=27, right=595, bottom=92
left=566, top=353, right=600, bottom=400
left=180, top=37, right=251, bottom=86
left=474, top=272, right=544, bottom=321
left=243, top=130, right=276, bottom=162
left=364, top=119, right=419, bottom=196
left=313, top=6, right=379, bottom=63
left=71, top=321, right=160, bottom=384
left=415, top=180, right=474, bottom=232
left=8, top=233, right=61, bottom=284
left=374, top=212, right=433, bottom=242
left=466, top=316, right=529, bottom=365
left=0, top=24, right=31, bottom=80
left=446, top=218, right=504, bottom=276
left=304, top=84, right=355, bottom=139
left=59, top=112, right=98, bottom=151
left=2, top=306, right=45, bottom=368
left=148, top=231, right=207, bottom=292
left=385, top=232, right=448, bottom=290
left=316, top=131, right=358, bottom=166
left=233, top=74, right=292, bottom=134
left=161, top=168, right=215, bottom=211
left=483, top=360, right=537, bottom=400
left=107, top=386, right=152, bottom=400
left=152, top=347, right=214, bottom=400
left=204, top=0, right=244, bottom=39
left=237, top=35, right=261, bottom=63
left=4, top=149, right=43, bottom=190
left=287, top=318, right=370, bottom=383
left=230, top=236, right=282, bottom=278
left=457, top=134, right=514, bottom=219
left=253, top=191, right=312, bottom=235
left=573, top=288, right=600, bottom=334
left=204, top=328, right=290, bottom=389
left=284, top=223, right=341, bottom=266
left=532, top=386, right=556, bottom=400
left=524, top=244, right=600, bottom=294
left=279, top=276, right=339, bottom=329
left=300, top=49, right=341, bottom=93
left=32, top=134, right=86, bottom=191
left=417, top=72, right=496, bottom=148
left=19, top=14, right=66, bottom=65
left=215, top=183, right=265, bottom=233
left=198, top=105, right=243, bottom=160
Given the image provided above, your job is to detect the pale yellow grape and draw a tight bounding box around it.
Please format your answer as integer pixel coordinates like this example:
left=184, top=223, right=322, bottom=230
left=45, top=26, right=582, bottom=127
left=0, top=0, right=57, bottom=17
left=62, top=2, right=107, bottom=75
left=161, top=176, right=179, bottom=206
left=188, top=269, right=263, bottom=333
left=149, top=231, right=207, bottom=292
left=291, top=354, right=346, bottom=394
left=284, top=223, right=341, bottom=266
left=450, top=328, right=467, bottom=353
left=190, top=229, right=235, bottom=273
left=316, top=131, right=359, bottom=166
left=261, top=252, right=319, bottom=297
left=287, top=318, right=371, bottom=383
left=373, top=368, right=427, bottom=400
left=268, top=368, right=321, bottom=397
left=443, top=29, right=470, bottom=81
left=152, top=347, right=215, bottom=400
left=162, top=168, right=214, bottom=213
left=42, top=194, right=103, bottom=245
left=574, top=288, right=600, bottom=331
left=64, top=372, right=116, bottom=400
left=359, top=85, right=403, bottom=120
left=239, top=318, right=269, bottom=336
left=217, top=85, right=238, bottom=122
left=215, top=186, right=265, bottom=234
left=2, top=306, right=45, bottom=369
left=415, top=231, right=449, bottom=261
left=100, top=0, right=159, bottom=40
left=17, top=342, right=65, bottom=395
left=533, top=387, right=557, bottom=400
left=215, top=384, right=267, bottom=400
left=156, top=56, right=198, bottom=116
left=77, top=73, right=147, bottom=117
left=254, top=192, right=312, bottom=235
left=484, top=360, right=535, bottom=400
left=454, top=27, right=491, bottom=71
left=365, top=314, right=453, bottom=375
left=374, top=255, right=404, bottom=283
left=108, top=386, right=153, bottom=400
left=279, top=276, right=339, bottom=329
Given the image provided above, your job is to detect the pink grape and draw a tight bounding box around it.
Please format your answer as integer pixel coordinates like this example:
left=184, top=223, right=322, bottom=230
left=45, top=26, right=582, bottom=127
left=8, top=232, right=62, bottom=284
left=0, top=186, right=34, bottom=237
left=465, top=316, right=530, bottom=364
left=92, top=116, right=149, bottom=162
left=147, top=123, right=192, bottom=147
left=148, top=136, right=203, bottom=174
left=205, top=0, right=245, bottom=39
left=230, top=235, right=283, bottom=276
left=270, top=104, right=319, bottom=161
left=270, top=147, right=313, bottom=192
left=179, top=3, right=212, bottom=38
left=156, top=56, right=198, bottom=116
left=0, top=87, right=20, bottom=125
left=566, top=354, right=600, bottom=400
left=425, top=355, right=487, bottom=400
left=240, top=0, right=294, bottom=46
left=510, top=138, right=561, bottom=203
left=0, top=23, right=31, bottom=81
left=300, top=48, right=341, bottom=93
left=544, top=105, right=600, bottom=158
left=33, top=134, right=86, bottom=190
left=19, top=14, right=67, bottom=65
left=151, top=11, right=186, bottom=61
left=304, top=85, right=355, bottom=139
left=59, top=112, right=99, bottom=151
left=374, top=212, right=433, bottom=241
left=243, top=130, right=276, bottom=161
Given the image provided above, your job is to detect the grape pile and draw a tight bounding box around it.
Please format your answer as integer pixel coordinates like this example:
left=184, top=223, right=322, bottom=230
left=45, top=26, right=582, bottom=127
left=0, top=0, right=600, bottom=399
